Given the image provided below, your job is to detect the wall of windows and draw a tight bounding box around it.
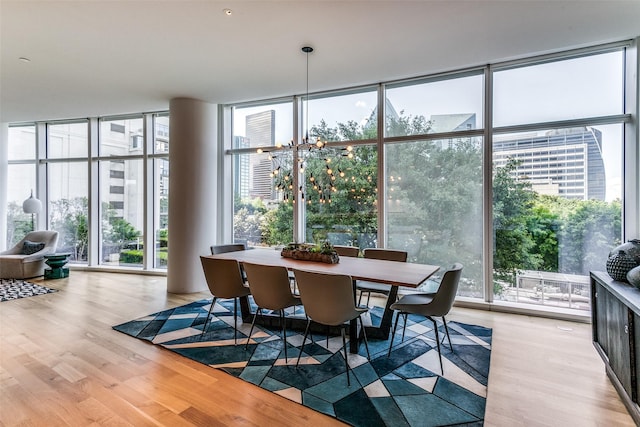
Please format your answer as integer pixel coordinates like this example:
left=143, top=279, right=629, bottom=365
left=4, top=113, right=169, bottom=271
left=226, top=41, right=636, bottom=316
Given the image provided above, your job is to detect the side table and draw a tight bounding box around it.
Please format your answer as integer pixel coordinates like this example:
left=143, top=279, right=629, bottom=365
left=44, top=253, right=72, bottom=279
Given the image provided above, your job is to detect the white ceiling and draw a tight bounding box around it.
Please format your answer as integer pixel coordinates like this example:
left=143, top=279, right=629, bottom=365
left=2, top=0, right=640, bottom=124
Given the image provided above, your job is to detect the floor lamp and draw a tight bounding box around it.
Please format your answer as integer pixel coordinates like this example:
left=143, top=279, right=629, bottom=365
left=23, top=190, right=42, bottom=231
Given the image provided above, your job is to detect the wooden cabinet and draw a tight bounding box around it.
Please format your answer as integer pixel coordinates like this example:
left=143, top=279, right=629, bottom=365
left=591, top=271, right=640, bottom=425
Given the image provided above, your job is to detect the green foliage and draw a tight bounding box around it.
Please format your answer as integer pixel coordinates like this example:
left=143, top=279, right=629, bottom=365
left=107, top=217, right=140, bottom=246
left=492, top=159, right=540, bottom=285
left=540, top=196, right=621, bottom=275
left=157, top=249, right=168, bottom=265
left=6, top=202, right=32, bottom=247
left=49, top=197, right=89, bottom=261
left=262, top=202, right=294, bottom=245
left=120, top=249, right=143, bottom=264
left=385, top=111, right=431, bottom=137
left=386, top=137, right=484, bottom=295
left=158, top=229, right=168, bottom=248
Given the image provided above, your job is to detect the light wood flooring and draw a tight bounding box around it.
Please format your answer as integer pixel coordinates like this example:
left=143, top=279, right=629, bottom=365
left=0, top=271, right=634, bottom=426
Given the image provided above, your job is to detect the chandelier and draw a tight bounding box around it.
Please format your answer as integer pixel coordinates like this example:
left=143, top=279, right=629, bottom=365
left=259, top=46, right=355, bottom=204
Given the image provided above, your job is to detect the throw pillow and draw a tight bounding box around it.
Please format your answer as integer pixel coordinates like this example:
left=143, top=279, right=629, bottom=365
left=22, top=241, right=46, bottom=255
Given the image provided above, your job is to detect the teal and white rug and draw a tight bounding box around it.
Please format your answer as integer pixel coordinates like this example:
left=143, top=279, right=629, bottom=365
left=114, top=299, right=492, bottom=427
left=0, top=279, right=58, bottom=302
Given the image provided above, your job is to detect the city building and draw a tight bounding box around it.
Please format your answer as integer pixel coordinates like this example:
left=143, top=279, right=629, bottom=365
left=493, top=127, right=606, bottom=200
left=245, top=110, right=276, bottom=200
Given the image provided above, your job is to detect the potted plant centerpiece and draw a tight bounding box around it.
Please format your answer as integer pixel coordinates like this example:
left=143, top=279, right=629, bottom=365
left=281, top=241, right=340, bottom=264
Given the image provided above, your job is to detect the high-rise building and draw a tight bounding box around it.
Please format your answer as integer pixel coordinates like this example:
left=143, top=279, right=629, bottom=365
left=245, top=110, right=276, bottom=200
left=234, top=136, right=250, bottom=200
left=493, top=127, right=605, bottom=200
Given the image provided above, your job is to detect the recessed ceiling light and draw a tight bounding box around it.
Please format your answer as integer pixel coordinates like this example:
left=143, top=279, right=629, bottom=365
left=19, top=57, right=31, bottom=63
left=223, top=8, right=232, bottom=16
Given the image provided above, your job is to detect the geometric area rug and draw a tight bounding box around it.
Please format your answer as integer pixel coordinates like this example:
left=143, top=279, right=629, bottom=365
left=114, top=298, right=492, bottom=427
left=0, top=279, right=58, bottom=302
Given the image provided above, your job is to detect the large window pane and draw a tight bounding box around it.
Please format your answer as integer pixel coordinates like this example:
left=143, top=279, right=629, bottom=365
left=233, top=101, right=293, bottom=149
left=48, top=121, right=88, bottom=158
left=154, top=113, right=169, bottom=154
left=154, top=158, right=169, bottom=268
left=307, top=89, right=378, bottom=141
left=493, top=51, right=624, bottom=127
left=492, top=125, right=622, bottom=311
left=385, top=74, right=484, bottom=137
left=100, top=117, right=144, bottom=156
left=385, top=136, right=484, bottom=298
left=5, top=164, right=36, bottom=247
left=8, top=125, right=35, bottom=160
left=100, top=159, right=144, bottom=267
left=233, top=151, right=293, bottom=246
left=48, top=162, right=88, bottom=263
left=304, top=145, right=378, bottom=249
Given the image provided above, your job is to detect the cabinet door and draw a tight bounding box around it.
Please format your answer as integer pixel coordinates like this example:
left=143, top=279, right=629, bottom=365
left=595, top=282, right=610, bottom=355
left=603, top=286, right=633, bottom=397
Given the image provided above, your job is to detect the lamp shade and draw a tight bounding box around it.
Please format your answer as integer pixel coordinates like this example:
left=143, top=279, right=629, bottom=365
left=23, top=190, right=42, bottom=214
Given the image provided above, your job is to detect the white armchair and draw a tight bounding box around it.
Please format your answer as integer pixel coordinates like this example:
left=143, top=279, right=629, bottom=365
left=0, top=231, right=59, bottom=279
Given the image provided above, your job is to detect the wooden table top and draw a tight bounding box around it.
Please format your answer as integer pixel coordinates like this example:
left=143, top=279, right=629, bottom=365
left=205, top=248, right=440, bottom=288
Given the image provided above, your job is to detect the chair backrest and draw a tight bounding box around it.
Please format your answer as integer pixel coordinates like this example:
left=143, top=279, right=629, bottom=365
left=200, top=256, right=248, bottom=299
left=210, top=243, right=247, bottom=255
left=428, top=263, right=463, bottom=317
left=243, top=262, right=295, bottom=310
left=333, top=245, right=359, bottom=257
left=293, top=269, right=358, bottom=326
left=363, top=248, right=407, bottom=262
left=2, top=230, right=59, bottom=256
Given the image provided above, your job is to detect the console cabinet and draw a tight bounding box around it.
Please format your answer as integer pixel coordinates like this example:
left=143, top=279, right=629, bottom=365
left=591, top=271, right=640, bottom=425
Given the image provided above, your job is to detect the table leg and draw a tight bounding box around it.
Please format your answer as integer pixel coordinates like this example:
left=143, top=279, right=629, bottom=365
left=361, top=285, right=398, bottom=341
left=239, top=295, right=252, bottom=322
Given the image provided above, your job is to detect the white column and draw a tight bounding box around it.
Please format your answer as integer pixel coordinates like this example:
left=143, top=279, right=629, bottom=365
left=167, top=98, right=218, bottom=293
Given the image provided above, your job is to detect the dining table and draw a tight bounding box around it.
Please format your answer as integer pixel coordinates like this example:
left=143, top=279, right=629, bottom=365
left=205, top=248, right=440, bottom=352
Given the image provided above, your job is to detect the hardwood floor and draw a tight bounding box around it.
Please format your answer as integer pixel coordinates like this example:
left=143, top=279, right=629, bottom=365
left=0, top=272, right=634, bottom=426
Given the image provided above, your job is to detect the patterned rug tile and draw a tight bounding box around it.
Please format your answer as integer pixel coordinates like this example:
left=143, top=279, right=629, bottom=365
left=113, top=298, right=492, bottom=427
left=395, top=393, right=481, bottom=427
left=0, top=279, right=58, bottom=302
left=433, top=377, right=487, bottom=419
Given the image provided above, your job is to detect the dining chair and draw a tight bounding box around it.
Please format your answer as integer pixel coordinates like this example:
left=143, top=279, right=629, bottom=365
left=387, top=263, right=463, bottom=374
left=293, top=269, right=370, bottom=386
left=333, top=245, right=360, bottom=257
left=199, top=256, right=252, bottom=343
left=356, top=248, right=408, bottom=307
left=242, top=262, right=301, bottom=362
left=210, top=243, right=247, bottom=255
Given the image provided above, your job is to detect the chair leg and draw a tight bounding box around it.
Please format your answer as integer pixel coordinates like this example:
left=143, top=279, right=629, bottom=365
left=233, top=298, right=239, bottom=345
left=341, top=327, right=351, bottom=386
left=201, top=296, right=217, bottom=338
left=326, top=325, right=330, bottom=347
left=296, top=319, right=311, bottom=367
left=401, top=313, right=408, bottom=342
left=245, top=307, right=261, bottom=350
left=357, top=290, right=364, bottom=307
left=280, top=310, right=288, bottom=362
left=429, top=317, right=444, bottom=375
left=442, top=316, right=454, bottom=352
left=387, top=310, right=402, bottom=357
left=365, top=291, right=371, bottom=307
left=358, top=316, right=370, bottom=360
